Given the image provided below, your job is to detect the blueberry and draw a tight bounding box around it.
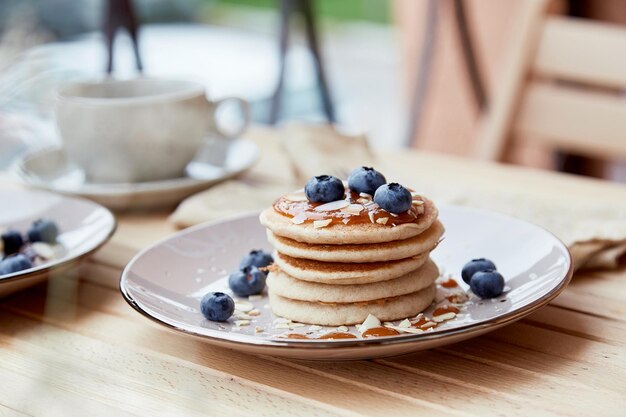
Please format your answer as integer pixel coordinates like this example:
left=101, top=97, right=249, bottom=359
left=228, top=266, right=266, bottom=297
left=304, top=175, right=345, bottom=203
left=373, top=183, right=412, bottom=214
left=461, top=258, right=497, bottom=284
left=469, top=269, right=505, bottom=299
left=27, top=219, right=59, bottom=244
left=347, top=166, right=386, bottom=196
left=239, top=250, right=273, bottom=269
left=200, top=292, right=235, bottom=321
left=1, top=230, right=23, bottom=256
left=0, top=254, right=33, bottom=276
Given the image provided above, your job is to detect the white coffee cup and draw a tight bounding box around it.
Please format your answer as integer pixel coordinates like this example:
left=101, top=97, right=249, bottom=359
left=55, top=78, right=250, bottom=183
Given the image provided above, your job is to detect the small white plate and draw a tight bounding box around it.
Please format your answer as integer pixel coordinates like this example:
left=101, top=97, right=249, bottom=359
left=120, top=206, right=572, bottom=360
left=13, top=138, right=259, bottom=210
left=0, top=189, right=116, bottom=297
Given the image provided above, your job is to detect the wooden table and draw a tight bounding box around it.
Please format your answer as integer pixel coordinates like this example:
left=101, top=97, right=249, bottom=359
left=1, top=131, right=625, bottom=416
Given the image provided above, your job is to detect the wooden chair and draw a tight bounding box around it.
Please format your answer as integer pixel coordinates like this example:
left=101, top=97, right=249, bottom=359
left=475, top=0, right=626, bottom=164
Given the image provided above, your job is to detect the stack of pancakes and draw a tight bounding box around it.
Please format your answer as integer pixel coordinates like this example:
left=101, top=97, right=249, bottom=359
left=259, top=193, right=443, bottom=326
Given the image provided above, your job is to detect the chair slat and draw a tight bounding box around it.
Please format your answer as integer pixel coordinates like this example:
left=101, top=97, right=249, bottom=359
left=535, top=16, right=626, bottom=89
left=515, top=83, right=626, bottom=158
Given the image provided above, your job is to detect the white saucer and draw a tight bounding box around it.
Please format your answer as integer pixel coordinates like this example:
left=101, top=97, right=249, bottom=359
left=14, top=138, right=259, bottom=210
left=120, top=206, right=572, bottom=360
left=0, top=189, right=116, bottom=297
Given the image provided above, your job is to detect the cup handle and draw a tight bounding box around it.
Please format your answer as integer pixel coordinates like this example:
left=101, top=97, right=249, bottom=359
left=211, top=97, right=251, bottom=139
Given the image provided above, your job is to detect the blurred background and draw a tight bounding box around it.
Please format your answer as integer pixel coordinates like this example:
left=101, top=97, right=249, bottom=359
left=1, top=0, right=625, bottom=181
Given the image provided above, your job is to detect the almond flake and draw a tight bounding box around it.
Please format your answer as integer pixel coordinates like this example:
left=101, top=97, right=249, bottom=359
left=254, top=326, right=264, bottom=333
left=412, top=200, right=424, bottom=206
left=32, top=242, right=55, bottom=259
left=273, top=317, right=291, bottom=324
left=368, top=212, right=375, bottom=224
left=376, top=217, right=389, bottom=225
left=291, top=212, right=307, bottom=224
left=359, top=192, right=372, bottom=198
left=274, top=323, right=290, bottom=329
left=234, top=302, right=254, bottom=312
left=410, top=192, right=423, bottom=198
left=289, top=323, right=305, bottom=329
left=234, top=313, right=253, bottom=320
left=314, top=200, right=349, bottom=212
left=432, top=312, right=457, bottom=322
left=309, top=325, right=323, bottom=331
left=313, top=219, right=333, bottom=228
left=358, top=314, right=381, bottom=333
left=342, top=218, right=350, bottom=225
left=248, top=309, right=261, bottom=316
left=284, top=192, right=308, bottom=202
left=234, top=320, right=250, bottom=327
left=341, top=203, right=364, bottom=215
left=398, top=319, right=411, bottom=328
left=336, top=326, right=349, bottom=332
left=388, top=326, right=424, bottom=334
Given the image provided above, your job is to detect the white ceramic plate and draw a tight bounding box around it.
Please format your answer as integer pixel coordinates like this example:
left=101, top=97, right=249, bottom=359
left=0, top=189, right=116, bottom=297
left=13, top=138, right=258, bottom=210
left=120, top=206, right=572, bottom=360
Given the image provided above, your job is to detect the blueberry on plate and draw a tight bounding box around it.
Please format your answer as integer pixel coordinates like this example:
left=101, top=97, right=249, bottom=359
left=461, top=258, right=497, bottom=284
left=0, top=254, right=33, bottom=276
left=304, top=175, right=345, bottom=203
left=240, top=250, right=273, bottom=269
left=1, top=230, right=24, bottom=256
left=200, top=292, right=235, bottom=321
left=347, top=166, right=386, bottom=196
left=27, top=219, right=59, bottom=244
left=469, top=269, right=505, bottom=299
left=373, top=183, right=412, bottom=214
left=228, top=266, right=267, bottom=297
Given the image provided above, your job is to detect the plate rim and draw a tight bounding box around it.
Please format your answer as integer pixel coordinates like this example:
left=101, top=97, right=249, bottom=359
left=119, top=206, right=573, bottom=351
left=0, top=189, right=117, bottom=283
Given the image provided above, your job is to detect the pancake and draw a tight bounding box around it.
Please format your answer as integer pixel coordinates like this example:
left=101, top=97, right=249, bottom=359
left=259, top=197, right=439, bottom=245
left=273, top=250, right=430, bottom=284
left=268, top=284, right=436, bottom=325
left=267, top=258, right=438, bottom=303
left=267, top=221, right=444, bottom=263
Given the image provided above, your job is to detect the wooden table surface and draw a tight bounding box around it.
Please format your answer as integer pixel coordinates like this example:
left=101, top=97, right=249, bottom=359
left=1, top=131, right=626, bottom=416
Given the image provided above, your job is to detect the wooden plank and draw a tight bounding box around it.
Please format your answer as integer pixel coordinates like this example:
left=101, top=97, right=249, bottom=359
left=378, top=350, right=625, bottom=417
left=0, top=365, right=140, bottom=417
left=438, top=337, right=626, bottom=397
left=525, top=305, right=626, bottom=346
left=535, top=16, right=626, bottom=88
left=0, top=302, right=453, bottom=417
left=277, top=358, right=560, bottom=417
left=6, top=283, right=626, bottom=415
left=0, top=312, right=358, bottom=417
left=551, top=288, right=626, bottom=322
left=515, top=83, right=626, bottom=158
left=485, top=322, right=626, bottom=375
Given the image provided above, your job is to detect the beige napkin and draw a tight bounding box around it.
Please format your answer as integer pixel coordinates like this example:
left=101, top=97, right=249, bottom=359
left=169, top=124, right=626, bottom=271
